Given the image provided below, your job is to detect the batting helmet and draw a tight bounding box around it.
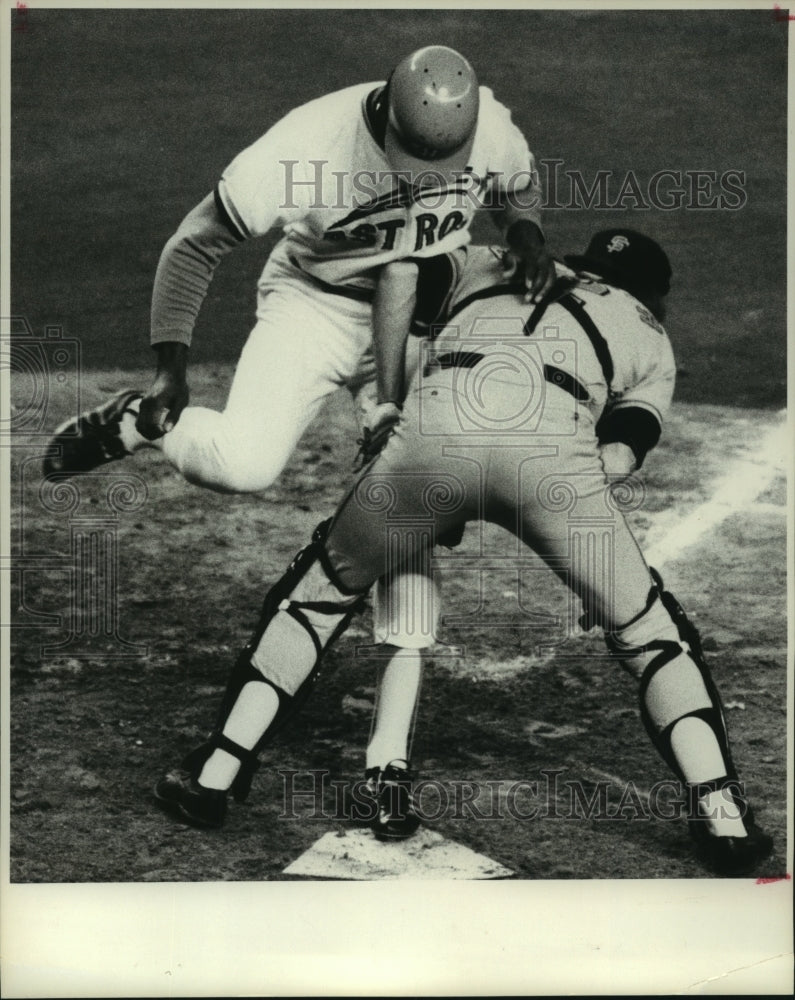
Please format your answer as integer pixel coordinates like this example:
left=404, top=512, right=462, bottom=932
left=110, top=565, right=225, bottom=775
left=565, top=229, right=672, bottom=297
left=384, top=46, right=479, bottom=184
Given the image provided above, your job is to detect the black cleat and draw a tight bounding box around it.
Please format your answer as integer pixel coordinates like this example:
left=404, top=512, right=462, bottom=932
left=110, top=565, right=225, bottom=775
left=154, top=768, right=228, bottom=829
left=370, top=760, right=421, bottom=842
left=43, top=389, right=142, bottom=479
left=689, top=817, right=775, bottom=877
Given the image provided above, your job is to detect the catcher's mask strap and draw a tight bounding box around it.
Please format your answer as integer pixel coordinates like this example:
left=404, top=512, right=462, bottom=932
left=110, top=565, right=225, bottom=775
left=556, top=292, right=615, bottom=389
left=522, top=275, right=579, bottom=335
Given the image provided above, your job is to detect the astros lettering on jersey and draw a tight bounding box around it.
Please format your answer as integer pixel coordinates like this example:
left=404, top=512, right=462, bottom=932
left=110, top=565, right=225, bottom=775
left=215, top=83, right=537, bottom=290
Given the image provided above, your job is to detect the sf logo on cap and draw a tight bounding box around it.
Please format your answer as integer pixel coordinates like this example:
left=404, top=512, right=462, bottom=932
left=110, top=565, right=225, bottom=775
left=607, top=235, right=630, bottom=253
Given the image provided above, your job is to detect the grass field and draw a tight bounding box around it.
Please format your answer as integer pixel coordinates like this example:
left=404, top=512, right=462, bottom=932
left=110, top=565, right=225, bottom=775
left=11, top=8, right=787, bottom=401
left=7, top=6, right=790, bottom=888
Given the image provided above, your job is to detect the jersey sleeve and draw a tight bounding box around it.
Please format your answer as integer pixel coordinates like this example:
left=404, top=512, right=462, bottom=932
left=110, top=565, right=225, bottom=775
left=480, top=88, right=535, bottom=190
left=479, top=88, right=542, bottom=229
left=215, top=109, right=319, bottom=239
left=597, top=331, right=676, bottom=467
left=615, top=331, right=676, bottom=424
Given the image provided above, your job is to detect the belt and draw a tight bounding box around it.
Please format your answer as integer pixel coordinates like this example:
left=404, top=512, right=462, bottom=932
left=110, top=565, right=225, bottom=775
left=425, top=351, right=590, bottom=403
left=289, top=255, right=374, bottom=303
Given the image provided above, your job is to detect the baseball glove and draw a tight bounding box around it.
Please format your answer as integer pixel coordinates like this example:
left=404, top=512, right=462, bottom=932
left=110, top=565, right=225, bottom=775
left=354, top=402, right=403, bottom=471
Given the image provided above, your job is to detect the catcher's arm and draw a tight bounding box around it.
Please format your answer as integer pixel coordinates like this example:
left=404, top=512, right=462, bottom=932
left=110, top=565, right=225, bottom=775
left=355, top=261, right=419, bottom=468
left=596, top=333, right=674, bottom=476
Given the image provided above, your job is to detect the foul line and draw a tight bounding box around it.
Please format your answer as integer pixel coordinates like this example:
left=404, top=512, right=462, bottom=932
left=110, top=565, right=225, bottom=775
left=643, top=413, right=788, bottom=568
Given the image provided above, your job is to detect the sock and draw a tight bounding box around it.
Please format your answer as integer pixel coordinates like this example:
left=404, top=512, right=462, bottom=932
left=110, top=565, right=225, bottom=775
left=366, top=646, right=423, bottom=770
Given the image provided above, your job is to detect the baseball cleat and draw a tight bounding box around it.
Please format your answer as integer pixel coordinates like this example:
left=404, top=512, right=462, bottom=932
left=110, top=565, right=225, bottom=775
left=43, top=389, right=142, bottom=479
left=153, top=768, right=228, bottom=829
left=369, top=760, right=421, bottom=841
left=689, top=816, right=774, bottom=877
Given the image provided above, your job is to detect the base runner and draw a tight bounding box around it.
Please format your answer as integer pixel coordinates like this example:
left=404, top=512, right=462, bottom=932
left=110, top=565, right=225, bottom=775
left=44, top=46, right=555, bottom=830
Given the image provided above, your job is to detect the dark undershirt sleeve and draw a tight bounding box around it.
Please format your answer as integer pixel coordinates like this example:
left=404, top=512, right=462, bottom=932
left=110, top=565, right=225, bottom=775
left=150, top=191, right=246, bottom=347
left=596, top=405, right=662, bottom=470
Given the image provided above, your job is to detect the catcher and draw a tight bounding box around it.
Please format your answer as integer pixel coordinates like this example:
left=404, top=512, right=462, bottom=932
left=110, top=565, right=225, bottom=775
left=155, top=229, right=774, bottom=876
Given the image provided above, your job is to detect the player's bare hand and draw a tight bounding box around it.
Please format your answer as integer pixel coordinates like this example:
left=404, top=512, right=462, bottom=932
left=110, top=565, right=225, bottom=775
left=501, top=219, right=556, bottom=304
left=523, top=248, right=556, bottom=303
left=137, top=371, right=190, bottom=440
left=354, top=401, right=402, bottom=470
left=502, top=247, right=556, bottom=304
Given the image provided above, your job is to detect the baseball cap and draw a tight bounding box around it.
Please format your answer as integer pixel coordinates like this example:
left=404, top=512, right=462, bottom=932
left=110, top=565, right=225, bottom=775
left=384, top=45, right=479, bottom=187
left=564, top=229, right=672, bottom=295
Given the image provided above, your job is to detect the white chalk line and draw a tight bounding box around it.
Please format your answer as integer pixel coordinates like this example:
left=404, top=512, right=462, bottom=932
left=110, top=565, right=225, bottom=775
left=572, top=415, right=789, bottom=814
left=585, top=767, right=652, bottom=805
left=749, top=502, right=787, bottom=517
left=643, top=413, right=788, bottom=568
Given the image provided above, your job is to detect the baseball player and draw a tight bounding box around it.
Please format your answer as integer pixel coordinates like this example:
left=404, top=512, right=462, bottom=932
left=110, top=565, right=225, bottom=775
left=43, top=46, right=555, bottom=814
left=154, top=229, right=773, bottom=875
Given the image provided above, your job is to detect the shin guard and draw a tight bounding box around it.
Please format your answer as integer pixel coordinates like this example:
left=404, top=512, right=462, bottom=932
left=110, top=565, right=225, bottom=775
left=183, top=519, right=366, bottom=801
left=606, top=569, right=744, bottom=814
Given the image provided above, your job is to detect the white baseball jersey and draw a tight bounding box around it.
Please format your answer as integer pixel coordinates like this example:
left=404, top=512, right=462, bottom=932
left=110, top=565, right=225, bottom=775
left=215, top=83, right=538, bottom=292
left=144, top=83, right=541, bottom=655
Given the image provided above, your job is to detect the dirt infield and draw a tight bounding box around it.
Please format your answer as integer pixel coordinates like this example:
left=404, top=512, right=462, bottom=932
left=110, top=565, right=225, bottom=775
left=7, top=8, right=789, bottom=885
left=8, top=370, right=788, bottom=881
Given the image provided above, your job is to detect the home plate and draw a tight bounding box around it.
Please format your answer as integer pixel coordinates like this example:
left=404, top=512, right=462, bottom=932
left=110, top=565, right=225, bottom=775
left=283, top=828, right=514, bottom=880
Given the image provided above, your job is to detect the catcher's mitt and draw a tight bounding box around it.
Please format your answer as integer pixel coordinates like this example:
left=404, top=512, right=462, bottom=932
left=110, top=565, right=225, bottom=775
left=354, top=402, right=402, bottom=471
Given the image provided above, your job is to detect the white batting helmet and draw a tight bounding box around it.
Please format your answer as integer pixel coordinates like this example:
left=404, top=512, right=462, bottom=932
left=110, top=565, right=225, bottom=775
left=385, top=45, right=479, bottom=184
